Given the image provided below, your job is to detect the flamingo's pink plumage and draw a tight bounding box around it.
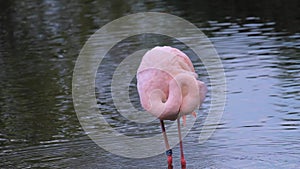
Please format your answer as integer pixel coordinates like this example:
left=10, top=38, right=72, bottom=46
left=137, top=46, right=207, bottom=121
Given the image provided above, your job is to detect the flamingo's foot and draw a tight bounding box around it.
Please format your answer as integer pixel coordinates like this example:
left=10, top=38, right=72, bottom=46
left=166, top=149, right=173, bottom=169
left=181, top=158, right=186, bottom=169
left=167, top=156, right=173, bottom=169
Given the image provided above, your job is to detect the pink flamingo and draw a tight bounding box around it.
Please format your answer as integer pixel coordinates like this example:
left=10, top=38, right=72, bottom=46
left=137, top=46, right=207, bottom=169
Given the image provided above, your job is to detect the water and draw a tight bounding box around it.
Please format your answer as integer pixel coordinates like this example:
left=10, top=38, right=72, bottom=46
left=0, top=0, right=299, bottom=168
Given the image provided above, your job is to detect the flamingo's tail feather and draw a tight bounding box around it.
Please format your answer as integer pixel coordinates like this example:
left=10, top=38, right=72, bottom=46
left=182, top=115, right=186, bottom=126
left=181, top=112, right=197, bottom=126
left=192, top=111, right=197, bottom=118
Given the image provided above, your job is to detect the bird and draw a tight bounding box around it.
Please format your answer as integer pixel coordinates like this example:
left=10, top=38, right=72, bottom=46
left=137, top=46, right=207, bottom=169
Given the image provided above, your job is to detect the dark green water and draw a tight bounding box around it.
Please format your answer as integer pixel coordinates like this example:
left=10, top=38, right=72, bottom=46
left=0, top=1, right=299, bottom=168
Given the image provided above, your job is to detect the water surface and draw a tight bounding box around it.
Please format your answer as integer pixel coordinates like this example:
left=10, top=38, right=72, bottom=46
left=0, top=0, right=299, bottom=168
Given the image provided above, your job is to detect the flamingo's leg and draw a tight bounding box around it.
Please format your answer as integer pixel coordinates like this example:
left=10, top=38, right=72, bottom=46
left=177, top=118, right=186, bottom=169
left=160, top=120, right=173, bottom=169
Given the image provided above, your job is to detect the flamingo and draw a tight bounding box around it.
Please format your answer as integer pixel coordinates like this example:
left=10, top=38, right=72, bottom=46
left=137, top=46, right=207, bottom=169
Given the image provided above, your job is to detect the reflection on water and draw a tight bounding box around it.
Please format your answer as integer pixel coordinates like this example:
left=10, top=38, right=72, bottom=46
left=0, top=0, right=299, bottom=168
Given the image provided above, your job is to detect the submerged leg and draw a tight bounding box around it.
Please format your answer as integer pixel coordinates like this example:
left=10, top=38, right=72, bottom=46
left=177, top=118, right=186, bottom=169
left=160, top=120, right=173, bottom=169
